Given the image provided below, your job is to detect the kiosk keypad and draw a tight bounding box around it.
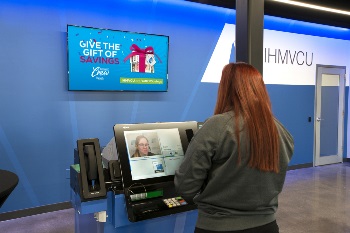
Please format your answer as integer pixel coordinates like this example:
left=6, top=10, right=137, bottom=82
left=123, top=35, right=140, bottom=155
left=163, top=197, right=187, bottom=208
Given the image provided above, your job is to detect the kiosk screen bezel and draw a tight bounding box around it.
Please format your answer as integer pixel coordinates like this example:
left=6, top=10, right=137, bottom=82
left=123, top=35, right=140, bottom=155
left=113, top=121, right=197, bottom=189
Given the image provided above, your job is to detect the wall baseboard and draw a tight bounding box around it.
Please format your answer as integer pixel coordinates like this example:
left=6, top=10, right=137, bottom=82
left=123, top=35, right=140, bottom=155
left=0, top=201, right=72, bottom=222
left=287, top=160, right=350, bottom=170
left=287, top=163, right=313, bottom=170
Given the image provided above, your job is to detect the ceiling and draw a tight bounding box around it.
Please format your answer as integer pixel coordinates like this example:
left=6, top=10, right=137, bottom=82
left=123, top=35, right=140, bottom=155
left=186, top=0, right=350, bottom=29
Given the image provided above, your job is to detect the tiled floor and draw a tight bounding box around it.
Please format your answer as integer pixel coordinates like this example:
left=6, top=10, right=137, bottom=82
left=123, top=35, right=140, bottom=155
left=1, top=163, right=350, bottom=233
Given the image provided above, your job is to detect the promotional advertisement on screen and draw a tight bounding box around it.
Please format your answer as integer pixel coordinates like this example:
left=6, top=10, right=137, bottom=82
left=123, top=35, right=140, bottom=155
left=67, top=25, right=169, bottom=91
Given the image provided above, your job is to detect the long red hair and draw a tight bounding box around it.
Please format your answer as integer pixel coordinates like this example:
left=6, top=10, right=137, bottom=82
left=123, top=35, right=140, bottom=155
left=214, top=62, right=280, bottom=173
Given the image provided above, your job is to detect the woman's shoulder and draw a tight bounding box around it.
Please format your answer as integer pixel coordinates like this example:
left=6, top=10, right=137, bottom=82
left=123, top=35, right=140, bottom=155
left=273, top=118, right=289, bottom=132
left=273, top=118, right=294, bottom=143
left=204, top=112, right=233, bottom=126
left=198, top=112, right=234, bottom=135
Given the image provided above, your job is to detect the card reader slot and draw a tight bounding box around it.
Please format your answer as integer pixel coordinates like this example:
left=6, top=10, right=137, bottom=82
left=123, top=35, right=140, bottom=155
left=131, top=196, right=189, bottom=218
left=129, top=196, right=195, bottom=222
left=132, top=200, right=166, bottom=215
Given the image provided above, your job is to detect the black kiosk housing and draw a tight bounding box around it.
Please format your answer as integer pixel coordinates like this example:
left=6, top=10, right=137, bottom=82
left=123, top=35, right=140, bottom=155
left=113, top=121, right=198, bottom=222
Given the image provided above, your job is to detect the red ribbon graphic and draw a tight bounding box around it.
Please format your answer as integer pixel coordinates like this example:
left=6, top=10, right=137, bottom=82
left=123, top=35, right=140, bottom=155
left=124, top=44, right=162, bottom=73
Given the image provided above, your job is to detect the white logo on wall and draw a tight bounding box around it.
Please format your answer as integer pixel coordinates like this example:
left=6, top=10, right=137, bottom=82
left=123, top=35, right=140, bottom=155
left=201, top=24, right=235, bottom=83
left=91, top=67, right=110, bottom=80
left=201, top=23, right=349, bottom=85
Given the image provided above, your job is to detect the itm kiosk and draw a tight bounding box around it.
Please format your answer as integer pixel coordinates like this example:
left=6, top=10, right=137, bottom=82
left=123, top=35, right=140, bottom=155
left=70, top=121, right=199, bottom=233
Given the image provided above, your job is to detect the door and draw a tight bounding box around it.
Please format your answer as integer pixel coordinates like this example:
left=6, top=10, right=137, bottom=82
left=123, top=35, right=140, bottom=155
left=314, top=65, right=346, bottom=166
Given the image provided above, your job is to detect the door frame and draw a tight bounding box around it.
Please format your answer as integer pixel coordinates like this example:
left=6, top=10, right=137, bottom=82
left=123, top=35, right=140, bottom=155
left=314, top=64, right=346, bottom=167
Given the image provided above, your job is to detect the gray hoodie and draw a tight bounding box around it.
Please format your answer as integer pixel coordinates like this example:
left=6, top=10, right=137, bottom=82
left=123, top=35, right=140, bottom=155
left=174, top=111, right=294, bottom=231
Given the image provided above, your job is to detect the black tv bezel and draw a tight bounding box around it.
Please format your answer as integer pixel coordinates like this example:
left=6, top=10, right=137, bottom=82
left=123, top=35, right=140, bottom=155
left=66, top=24, right=170, bottom=92
left=113, top=121, right=198, bottom=189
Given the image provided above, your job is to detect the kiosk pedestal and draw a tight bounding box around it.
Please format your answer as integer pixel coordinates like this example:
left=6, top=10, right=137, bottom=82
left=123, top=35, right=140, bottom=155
left=71, top=189, right=198, bottom=233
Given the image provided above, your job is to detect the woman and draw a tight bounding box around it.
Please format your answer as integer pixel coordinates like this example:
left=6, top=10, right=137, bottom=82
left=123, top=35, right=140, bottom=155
left=174, top=62, right=294, bottom=233
left=131, top=135, right=155, bottom=158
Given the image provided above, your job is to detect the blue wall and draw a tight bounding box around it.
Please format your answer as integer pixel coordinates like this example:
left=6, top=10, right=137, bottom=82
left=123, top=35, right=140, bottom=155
left=0, top=0, right=349, bottom=213
left=267, top=85, right=315, bottom=165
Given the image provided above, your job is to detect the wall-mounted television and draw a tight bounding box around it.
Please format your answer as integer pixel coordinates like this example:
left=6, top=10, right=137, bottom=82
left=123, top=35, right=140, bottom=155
left=67, top=25, right=169, bottom=91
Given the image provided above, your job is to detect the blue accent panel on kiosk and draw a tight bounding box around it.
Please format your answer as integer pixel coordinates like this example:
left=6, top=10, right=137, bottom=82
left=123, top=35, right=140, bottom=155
left=112, top=194, right=131, bottom=227
left=70, top=189, right=107, bottom=215
left=105, top=210, right=198, bottom=233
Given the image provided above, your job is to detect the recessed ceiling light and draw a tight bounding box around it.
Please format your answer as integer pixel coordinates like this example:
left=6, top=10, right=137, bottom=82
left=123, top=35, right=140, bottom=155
left=270, top=0, right=350, bottom=16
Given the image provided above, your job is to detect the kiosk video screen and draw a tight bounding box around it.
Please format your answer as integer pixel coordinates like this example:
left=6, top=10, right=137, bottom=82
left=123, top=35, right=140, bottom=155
left=67, top=25, right=169, bottom=92
left=114, top=121, right=198, bottom=189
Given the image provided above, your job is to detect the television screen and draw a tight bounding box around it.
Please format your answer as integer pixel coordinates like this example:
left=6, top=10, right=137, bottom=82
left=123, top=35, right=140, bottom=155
left=113, top=121, right=198, bottom=188
left=67, top=25, right=169, bottom=91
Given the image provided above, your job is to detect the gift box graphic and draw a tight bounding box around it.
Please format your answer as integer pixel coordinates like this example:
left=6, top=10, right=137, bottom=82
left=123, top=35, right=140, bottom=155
left=123, top=44, right=162, bottom=73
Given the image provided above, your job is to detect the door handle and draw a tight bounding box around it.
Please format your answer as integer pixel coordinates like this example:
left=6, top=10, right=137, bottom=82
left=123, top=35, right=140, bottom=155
left=316, top=117, right=323, bottom=122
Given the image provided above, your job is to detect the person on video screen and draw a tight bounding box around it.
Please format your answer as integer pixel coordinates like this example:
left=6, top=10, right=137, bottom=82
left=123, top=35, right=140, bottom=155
left=131, top=135, right=155, bottom=158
